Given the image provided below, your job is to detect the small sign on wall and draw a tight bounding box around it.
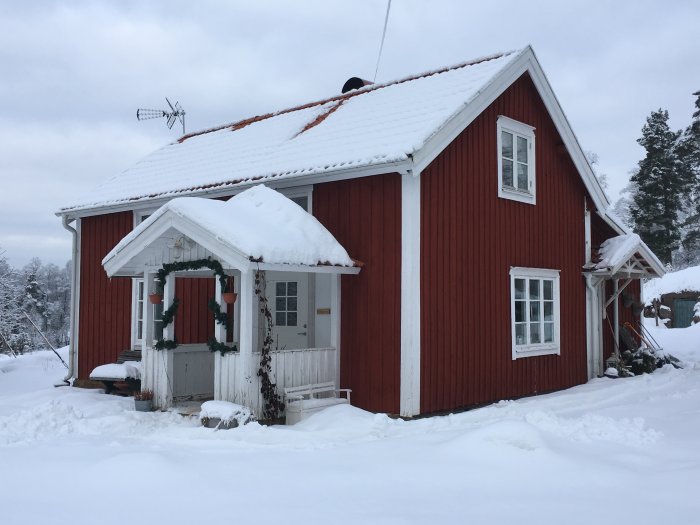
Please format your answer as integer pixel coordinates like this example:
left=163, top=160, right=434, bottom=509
left=316, top=308, right=331, bottom=315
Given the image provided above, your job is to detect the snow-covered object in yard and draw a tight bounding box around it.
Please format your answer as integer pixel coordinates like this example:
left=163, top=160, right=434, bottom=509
left=594, top=233, right=664, bottom=277
left=60, top=49, right=524, bottom=213
left=644, top=265, right=700, bottom=303
left=199, top=400, right=254, bottom=427
left=89, top=362, right=141, bottom=380
left=103, top=184, right=354, bottom=269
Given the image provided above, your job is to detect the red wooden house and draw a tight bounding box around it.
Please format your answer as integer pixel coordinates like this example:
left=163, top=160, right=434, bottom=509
left=57, top=46, right=664, bottom=417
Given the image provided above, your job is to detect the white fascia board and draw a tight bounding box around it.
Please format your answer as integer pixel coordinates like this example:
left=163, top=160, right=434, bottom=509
left=56, top=160, right=412, bottom=220
left=412, top=46, right=615, bottom=230
left=253, top=262, right=361, bottom=275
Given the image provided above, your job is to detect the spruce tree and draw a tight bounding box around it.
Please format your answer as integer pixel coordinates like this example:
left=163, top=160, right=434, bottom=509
left=676, top=91, right=700, bottom=267
left=629, top=109, right=686, bottom=265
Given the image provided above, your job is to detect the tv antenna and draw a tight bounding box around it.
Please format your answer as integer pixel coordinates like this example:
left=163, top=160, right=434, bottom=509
left=136, top=97, right=186, bottom=134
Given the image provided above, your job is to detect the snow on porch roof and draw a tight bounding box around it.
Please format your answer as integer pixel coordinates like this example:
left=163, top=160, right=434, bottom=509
left=102, top=185, right=357, bottom=275
left=61, top=48, right=524, bottom=213
left=592, top=233, right=665, bottom=278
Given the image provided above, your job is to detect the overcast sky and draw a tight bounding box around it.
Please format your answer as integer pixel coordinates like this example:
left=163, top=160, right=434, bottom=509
left=1, top=0, right=698, bottom=268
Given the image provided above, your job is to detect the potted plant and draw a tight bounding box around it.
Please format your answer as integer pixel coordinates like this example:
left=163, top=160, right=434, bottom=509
left=148, top=290, right=163, bottom=304
left=134, top=389, right=154, bottom=412
left=222, top=285, right=237, bottom=305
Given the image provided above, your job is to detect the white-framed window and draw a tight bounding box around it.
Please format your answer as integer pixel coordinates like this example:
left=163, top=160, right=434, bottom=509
left=275, top=281, right=298, bottom=327
left=277, top=185, right=312, bottom=213
left=497, top=116, right=536, bottom=205
left=131, top=279, right=164, bottom=348
left=510, top=267, right=560, bottom=359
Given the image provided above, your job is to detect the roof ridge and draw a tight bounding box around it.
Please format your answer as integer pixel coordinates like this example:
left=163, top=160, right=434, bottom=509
left=177, top=49, right=517, bottom=143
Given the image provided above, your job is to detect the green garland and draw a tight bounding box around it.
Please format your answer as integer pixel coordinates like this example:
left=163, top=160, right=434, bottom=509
left=154, top=298, right=180, bottom=350
left=156, top=258, right=227, bottom=292
left=206, top=298, right=237, bottom=355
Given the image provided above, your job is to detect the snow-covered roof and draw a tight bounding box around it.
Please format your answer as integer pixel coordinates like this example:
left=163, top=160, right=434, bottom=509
left=593, top=233, right=665, bottom=278
left=644, top=266, right=700, bottom=302
left=60, top=49, right=526, bottom=213
left=102, top=185, right=357, bottom=276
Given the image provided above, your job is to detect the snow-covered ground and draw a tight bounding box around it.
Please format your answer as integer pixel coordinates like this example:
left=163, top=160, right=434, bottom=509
left=1, top=334, right=700, bottom=525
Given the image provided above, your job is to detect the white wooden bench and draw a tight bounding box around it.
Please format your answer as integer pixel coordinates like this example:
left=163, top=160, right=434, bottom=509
left=284, top=381, right=351, bottom=425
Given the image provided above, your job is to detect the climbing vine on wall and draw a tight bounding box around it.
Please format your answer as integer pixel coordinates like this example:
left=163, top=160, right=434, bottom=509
left=254, top=270, right=285, bottom=419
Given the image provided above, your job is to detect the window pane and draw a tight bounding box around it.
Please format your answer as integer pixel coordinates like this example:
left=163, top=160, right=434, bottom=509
left=514, top=278, right=525, bottom=299
left=517, top=163, right=528, bottom=191
left=544, top=322, right=554, bottom=343
left=501, top=131, right=513, bottom=159
left=517, top=136, right=528, bottom=163
left=137, top=320, right=143, bottom=340
left=275, top=297, right=286, bottom=311
left=276, top=282, right=286, bottom=296
left=287, top=282, right=297, bottom=296
left=287, top=312, right=297, bottom=326
left=530, top=323, right=541, bottom=344
left=543, top=280, right=553, bottom=301
left=529, top=279, right=540, bottom=300
left=515, top=300, right=525, bottom=322
left=287, top=296, right=297, bottom=311
left=515, top=323, right=526, bottom=345
left=275, top=312, right=286, bottom=326
left=502, top=160, right=514, bottom=187
left=544, top=301, right=553, bottom=322
left=530, top=301, right=540, bottom=321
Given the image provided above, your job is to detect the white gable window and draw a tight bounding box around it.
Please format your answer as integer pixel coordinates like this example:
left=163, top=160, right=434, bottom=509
left=510, top=267, right=560, bottom=359
left=497, top=116, right=536, bottom=205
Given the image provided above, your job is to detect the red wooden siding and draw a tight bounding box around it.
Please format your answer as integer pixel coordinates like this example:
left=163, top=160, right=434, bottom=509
left=313, top=175, right=402, bottom=414
left=77, top=212, right=133, bottom=379
left=174, top=278, right=216, bottom=344
left=420, top=73, right=589, bottom=413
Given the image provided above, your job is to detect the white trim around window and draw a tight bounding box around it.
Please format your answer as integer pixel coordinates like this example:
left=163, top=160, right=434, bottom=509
left=497, top=116, right=536, bottom=205
left=510, top=267, right=560, bottom=359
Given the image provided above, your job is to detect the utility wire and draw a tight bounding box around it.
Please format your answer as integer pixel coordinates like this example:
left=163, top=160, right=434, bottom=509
left=373, top=0, right=392, bottom=82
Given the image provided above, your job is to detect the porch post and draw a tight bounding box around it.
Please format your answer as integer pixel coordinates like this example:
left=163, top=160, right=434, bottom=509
left=238, top=269, right=255, bottom=408
left=330, top=273, right=341, bottom=389
left=214, top=277, right=226, bottom=344
left=142, top=271, right=154, bottom=352
left=155, top=272, right=175, bottom=409
left=613, top=278, right=620, bottom=360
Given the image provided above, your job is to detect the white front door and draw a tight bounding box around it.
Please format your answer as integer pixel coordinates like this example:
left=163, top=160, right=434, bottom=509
left=266, top=272, right=309, bottom=350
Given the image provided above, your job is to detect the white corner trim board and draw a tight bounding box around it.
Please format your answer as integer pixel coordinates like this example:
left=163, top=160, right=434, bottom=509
left=400, top=171, right=421, bottom=417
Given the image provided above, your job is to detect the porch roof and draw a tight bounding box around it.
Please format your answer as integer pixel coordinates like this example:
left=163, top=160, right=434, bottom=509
left=102, top=185, right=360, bottom=276
left=589, top=233, right=665, bottom=279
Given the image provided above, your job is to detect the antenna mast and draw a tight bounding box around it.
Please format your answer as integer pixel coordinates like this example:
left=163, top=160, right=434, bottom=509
left=136, top=97, right=186, bottom=134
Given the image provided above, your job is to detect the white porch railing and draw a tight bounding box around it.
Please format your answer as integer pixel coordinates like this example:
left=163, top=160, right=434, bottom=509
left=215, top=346, right=338, bottom=416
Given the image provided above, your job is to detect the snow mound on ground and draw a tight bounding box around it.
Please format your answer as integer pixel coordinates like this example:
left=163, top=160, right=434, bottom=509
left=200, top=400, right=253, bottom=425
left=90, top=362, right=141, bottom=380
left=644, top=265, right=700, bottom=303
left=643, top=318, right=700, bottom=363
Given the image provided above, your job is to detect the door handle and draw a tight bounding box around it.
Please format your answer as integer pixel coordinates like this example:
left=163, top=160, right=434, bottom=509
left=297, top=332, right=307, bottom=335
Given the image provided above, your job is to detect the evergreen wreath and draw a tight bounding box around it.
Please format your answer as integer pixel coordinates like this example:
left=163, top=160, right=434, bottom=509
left=254, top=270, right=285, bottom=419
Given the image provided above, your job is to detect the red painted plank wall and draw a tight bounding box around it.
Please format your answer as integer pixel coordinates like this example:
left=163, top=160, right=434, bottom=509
left=77, top=212, right=133, bottom=379
left=313, top=175, right=402, bottom=414
left=420, top=73, right=589, bottom=413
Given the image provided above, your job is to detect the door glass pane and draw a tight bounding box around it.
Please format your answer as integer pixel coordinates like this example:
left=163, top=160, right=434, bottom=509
left=517, top=136, right=528, bottom=163
left=515, top=323, right=526, bottom=345
left=287, top=312, right=297, bottom=326
left=276, top=312, right=286, bottom=326
left=503, top=159, right=514, bottom=187
left=287, top=281, right=297, bottom=296
left=514, top=278, right=525, bottom=299
left=529, top=280, right=540, bottom=300
left=530, top=323, right=541, bottom=344
left=275, top=297, right=286, bottom=311
left=517, top=163, right=528, bottom=190
left=502, top=131, right=513, bottom=159
left=287, top=296, right=297, bottom=311
left=276, top=282, right=286, bottom=296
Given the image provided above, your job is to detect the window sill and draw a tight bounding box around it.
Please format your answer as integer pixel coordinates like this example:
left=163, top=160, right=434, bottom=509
left=499, top=186, right=536, bottom=205
left=512, top=344, right=560, bottom=360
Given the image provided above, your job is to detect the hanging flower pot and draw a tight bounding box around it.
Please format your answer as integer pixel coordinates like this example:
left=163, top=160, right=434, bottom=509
left=222, top=292, right=238, bottom=304
left=148, top=293, right=163, bottom=305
